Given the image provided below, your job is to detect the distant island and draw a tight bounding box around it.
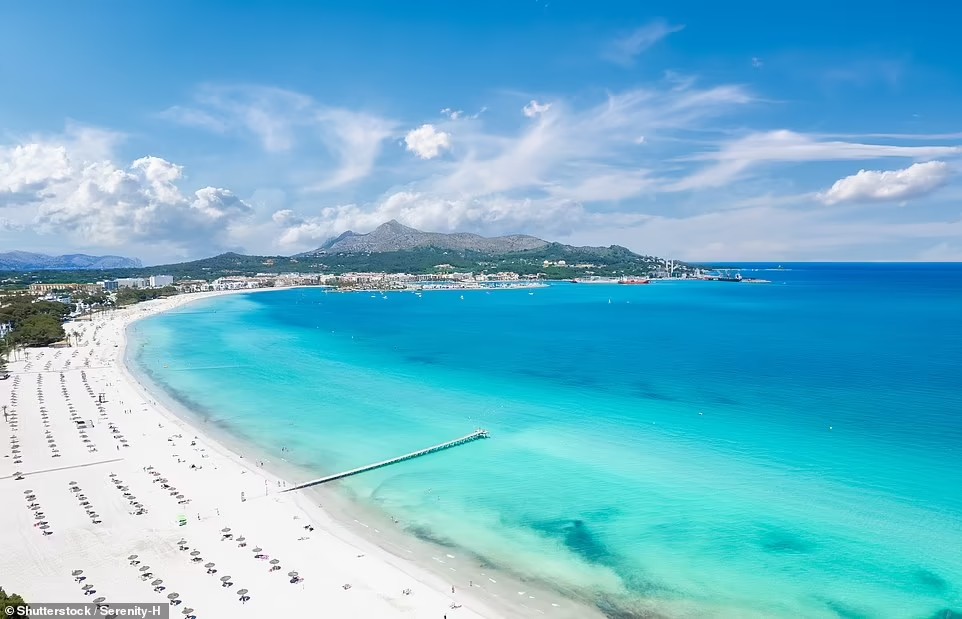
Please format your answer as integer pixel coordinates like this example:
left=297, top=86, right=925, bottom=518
left=0, top=221, right=699, bottom=288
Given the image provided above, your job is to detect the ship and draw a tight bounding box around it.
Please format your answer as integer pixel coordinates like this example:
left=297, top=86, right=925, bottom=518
left=570, top=277, right=620, bottom=284
left=618, top=277, right=650, bottom=285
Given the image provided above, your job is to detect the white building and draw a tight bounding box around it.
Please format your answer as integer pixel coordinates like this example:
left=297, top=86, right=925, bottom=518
left=149, top=275, right=174, bottom=287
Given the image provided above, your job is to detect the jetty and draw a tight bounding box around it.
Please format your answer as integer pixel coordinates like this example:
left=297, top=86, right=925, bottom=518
left=283, top=429, right=490, bottom=492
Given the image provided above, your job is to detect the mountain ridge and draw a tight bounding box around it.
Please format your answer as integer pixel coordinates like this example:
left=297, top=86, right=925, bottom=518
left=298, top=220, right=643, bottom=258
left=299, top=220, right=553, bottom=255
left=0, top=251, right=142, bottom=270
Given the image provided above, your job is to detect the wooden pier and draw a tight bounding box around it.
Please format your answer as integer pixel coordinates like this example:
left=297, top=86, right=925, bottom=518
left=283, top=429, right=490, bottom=492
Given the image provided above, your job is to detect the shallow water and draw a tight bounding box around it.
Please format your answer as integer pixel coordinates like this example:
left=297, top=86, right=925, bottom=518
left=130, top=264, right=962, bottom=618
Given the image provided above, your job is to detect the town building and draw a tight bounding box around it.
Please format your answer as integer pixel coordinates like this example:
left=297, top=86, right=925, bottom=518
left=148, top=275, right=174, bottom=287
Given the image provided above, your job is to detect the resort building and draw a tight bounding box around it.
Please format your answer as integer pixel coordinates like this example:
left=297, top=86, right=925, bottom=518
left=104, top=278, right=146, bottom=291
left=29, top=283, right=104, bottom=295
left=148, top=275, right=174, bottom=287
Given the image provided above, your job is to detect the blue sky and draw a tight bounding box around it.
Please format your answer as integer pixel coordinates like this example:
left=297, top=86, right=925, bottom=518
left=1, top=0, right=961, bottom=263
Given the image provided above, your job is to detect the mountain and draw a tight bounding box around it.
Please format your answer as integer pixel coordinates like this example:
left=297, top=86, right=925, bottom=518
left=300, top=220, right=550, bottom=255
left=0, top=251, right=142, bottom=270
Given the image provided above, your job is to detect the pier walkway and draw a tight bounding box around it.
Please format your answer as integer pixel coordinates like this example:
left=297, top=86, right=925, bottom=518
left=283, top=429, right=490, bottom=492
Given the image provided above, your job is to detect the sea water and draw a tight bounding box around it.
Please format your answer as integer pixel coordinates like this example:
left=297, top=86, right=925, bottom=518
left=129, top=264, right=962, bottom=618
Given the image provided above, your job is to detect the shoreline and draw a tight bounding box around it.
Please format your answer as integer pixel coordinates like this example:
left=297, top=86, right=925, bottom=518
left=0, top=288, right=601, bottom=618
left=120, top=290, right=607, bottom=619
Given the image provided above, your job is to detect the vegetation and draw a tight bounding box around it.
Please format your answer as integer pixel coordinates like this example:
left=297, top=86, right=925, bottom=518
left=0, top=587, right=27, bottom=615
left=9, top=315, right=65, bottom=347
left=115, top=285, right=178, bottom=306
left=0, top=295, right=71, bottom=348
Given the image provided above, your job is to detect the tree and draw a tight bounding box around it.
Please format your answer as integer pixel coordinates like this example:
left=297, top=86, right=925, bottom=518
left=0, top=587, right=27, bottom=615
left=11, top=315, right=65, bottom=347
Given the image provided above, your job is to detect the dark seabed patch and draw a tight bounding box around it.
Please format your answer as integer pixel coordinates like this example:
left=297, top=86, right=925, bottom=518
left=709, top=393, right=740, bottom=406
left=405, top=524, right=457, bottom=548
left=631, top=380, right=678, bottom=402
left=529, top=517, right=614, bottom=566
left=821, top=598, right=872, bottom=619
left=914, top=568, right=950, bottom=593
left=757, top=525, right=816, bottom=554
left=926, top=610, right=962, bottom=619
left=405, top=354, right=439, bottom=365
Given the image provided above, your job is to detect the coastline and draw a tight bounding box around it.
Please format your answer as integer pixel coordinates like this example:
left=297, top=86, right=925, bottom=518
left=120, top=289, right=607, bottom=619
left=0, top=288, right=601, bottom=617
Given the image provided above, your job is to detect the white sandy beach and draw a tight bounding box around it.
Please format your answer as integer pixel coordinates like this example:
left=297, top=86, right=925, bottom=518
left=1, top=290, right=602, bottom=619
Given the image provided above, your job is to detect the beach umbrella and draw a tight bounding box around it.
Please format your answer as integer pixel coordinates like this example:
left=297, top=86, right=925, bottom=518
left=109, top=473, right=117, bottom=477
left=236, top=589, right=248, bottom=596
left=269, top=559, right=279, bottom=565
left=236, top=536, right=246, bottom=542
left=176, top=494, right=185, bottom=499
left=204, top=563, right=214, bottom=568
left=139, top=565, right=150, bottom=572
left=92, top=598, right=105, bottom=604
left=71, top=570, right=83, bottom=576
left=221, top=527, right=231, bottom=533
left=151, top=580, right=163, bottom=586
left=220, top=576, right=231, bottom=582
left=178, top=539, right=187, bottom=545
left=190, top=550, right=200, bottom=556
left=252, top=547, right=262, bottom=553
left=181, top=609, right=193, bottom=616
left=82, top=584, right=93, bottom=590
left=167, top=593, right=179, bottom=600
left=287, top=571, right=298, bottom=577
left=23, top=490, right=32, bottom=495
left=30, top=505, right=41, bottom=511
left=128, top=554, right=138, bottom=560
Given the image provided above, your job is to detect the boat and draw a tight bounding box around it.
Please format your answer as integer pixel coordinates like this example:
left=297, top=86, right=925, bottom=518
left=618, top=277, right=650, bottom=285
left=570, top=277, right=620, bottom=284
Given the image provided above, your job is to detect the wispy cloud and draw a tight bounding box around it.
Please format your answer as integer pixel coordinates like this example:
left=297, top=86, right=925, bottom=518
left=160, top=85, right=398, bottom=189
left=603, top=19, right=684, bottom=66
left=674, top=130, right=962, bottom=190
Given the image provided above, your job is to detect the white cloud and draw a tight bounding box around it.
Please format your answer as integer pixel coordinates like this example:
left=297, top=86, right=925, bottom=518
left=0, top=143, right=72, bottom=204
left=603, top=20, right=684, bottom=66
left=523, top=100, right=552, bottom=118
left=675, top=130, right=962, bottom=190
left=440, top=108, right=464, bottom=120
left=818, top=161, right=953, bottom=205
left=404, top=124, right=452, bottom=160
left=752, top=57, right=764, bottom=69
left=0, top=130, right=253, bottom=252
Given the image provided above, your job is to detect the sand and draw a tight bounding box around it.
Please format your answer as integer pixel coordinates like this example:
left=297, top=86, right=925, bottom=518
left=1, top=290, right=602, bottom=619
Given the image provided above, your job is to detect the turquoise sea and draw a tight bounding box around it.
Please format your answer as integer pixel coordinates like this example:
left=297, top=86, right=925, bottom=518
left=129, top=264, right=962, bottom=618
